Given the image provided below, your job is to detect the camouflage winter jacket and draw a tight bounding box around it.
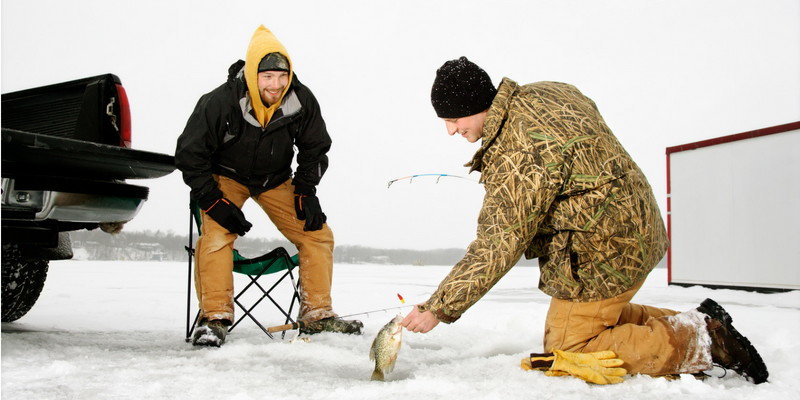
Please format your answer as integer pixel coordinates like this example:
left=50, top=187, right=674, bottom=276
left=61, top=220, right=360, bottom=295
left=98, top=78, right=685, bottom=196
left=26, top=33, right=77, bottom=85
left=420, top=78, right=669, bottom=324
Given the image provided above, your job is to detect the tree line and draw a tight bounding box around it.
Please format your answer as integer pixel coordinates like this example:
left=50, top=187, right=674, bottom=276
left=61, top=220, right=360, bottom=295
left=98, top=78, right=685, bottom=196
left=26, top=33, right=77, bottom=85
left=68, top=229, right=537, bottom=266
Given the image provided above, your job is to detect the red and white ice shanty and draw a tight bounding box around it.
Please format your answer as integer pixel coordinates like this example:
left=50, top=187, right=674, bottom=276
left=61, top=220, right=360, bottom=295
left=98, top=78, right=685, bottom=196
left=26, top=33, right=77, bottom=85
left=666, top=121, right=800, bottom=292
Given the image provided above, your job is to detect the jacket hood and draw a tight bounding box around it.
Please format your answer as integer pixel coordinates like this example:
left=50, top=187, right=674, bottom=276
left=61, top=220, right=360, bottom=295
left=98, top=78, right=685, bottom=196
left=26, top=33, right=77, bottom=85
left=245, top=25, right=293, bottom=127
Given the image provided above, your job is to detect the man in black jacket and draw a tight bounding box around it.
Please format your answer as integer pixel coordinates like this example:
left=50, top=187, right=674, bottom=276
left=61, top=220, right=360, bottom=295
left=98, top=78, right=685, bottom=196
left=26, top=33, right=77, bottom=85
left=176, top=25, right=362, bottom=346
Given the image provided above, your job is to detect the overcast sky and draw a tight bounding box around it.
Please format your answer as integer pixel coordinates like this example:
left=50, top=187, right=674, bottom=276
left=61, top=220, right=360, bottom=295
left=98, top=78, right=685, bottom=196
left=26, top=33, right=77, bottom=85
left=2, top=0, right=799, bottom=250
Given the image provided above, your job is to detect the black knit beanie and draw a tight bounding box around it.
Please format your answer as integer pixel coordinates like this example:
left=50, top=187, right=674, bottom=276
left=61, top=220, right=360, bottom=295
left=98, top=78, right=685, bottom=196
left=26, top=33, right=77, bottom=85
left=431, top=57, right=497, bottom=118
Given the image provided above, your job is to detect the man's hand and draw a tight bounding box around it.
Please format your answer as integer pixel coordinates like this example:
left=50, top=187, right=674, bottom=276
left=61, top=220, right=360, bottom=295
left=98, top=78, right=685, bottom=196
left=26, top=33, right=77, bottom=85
left=401, top=304, right=440, bottom=333
left=293, top=186, right=327, bottom=231
left=204, top=197, right=252, bottom=236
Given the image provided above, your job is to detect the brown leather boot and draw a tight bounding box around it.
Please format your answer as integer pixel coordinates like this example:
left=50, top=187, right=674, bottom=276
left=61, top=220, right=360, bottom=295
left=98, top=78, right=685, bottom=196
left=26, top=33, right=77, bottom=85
left=698, top=298, right=768, bottom=384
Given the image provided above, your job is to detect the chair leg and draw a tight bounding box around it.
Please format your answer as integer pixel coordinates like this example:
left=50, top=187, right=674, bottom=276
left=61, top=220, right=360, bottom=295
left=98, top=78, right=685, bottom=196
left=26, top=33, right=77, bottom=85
left=283, top=260, right=301, bottom=339
left=230, top=253, right=302, bottom=340
left=186, top=310, right=201, bottom=342
left=262, top=273, right=296, bottom=322
left=231, top=268, right=278, bottom=339
left=232, top=293, right=274, bottom=339
left=185, top=204, right=196, bottom=343
left=279, top=285, right=300, bottom=339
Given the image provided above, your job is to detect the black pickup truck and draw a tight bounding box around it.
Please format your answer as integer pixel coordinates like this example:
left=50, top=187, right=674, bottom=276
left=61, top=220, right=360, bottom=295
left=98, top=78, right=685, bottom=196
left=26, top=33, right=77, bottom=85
left=1, top=74, right=175, bottom=322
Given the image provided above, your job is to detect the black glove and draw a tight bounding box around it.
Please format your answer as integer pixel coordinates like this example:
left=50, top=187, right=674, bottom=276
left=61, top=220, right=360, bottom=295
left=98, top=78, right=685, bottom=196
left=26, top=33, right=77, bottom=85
left=203, top=197, right=252, bottom=236
left=294, top=186, right=327, bottom=232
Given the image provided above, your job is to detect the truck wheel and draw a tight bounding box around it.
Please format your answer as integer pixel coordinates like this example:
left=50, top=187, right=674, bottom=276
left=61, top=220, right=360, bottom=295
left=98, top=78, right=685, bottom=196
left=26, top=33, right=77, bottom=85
left=2, top=244, right=50, bottom=322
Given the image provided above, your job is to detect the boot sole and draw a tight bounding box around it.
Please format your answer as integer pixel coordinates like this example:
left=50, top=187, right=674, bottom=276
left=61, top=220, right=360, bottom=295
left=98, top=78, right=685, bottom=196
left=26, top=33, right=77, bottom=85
left=698, top=298, right=769, bottom=384
left=192, top=338, right=222, bottom=347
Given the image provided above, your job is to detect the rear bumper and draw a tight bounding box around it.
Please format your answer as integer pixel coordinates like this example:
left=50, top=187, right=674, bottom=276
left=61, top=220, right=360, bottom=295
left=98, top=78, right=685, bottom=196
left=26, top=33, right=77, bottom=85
left=2, top=177, right=145, bottom=223
left=1, top=128, right=175, bottom=246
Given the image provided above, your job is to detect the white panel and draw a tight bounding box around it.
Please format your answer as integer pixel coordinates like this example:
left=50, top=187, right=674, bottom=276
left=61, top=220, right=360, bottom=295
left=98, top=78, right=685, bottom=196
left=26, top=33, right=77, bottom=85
left=669, top=129, right=800, bottom=290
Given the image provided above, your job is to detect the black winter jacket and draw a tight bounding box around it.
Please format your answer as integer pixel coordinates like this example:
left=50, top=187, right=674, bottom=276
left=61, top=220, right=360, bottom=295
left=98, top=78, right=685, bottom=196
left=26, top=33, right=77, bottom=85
left=175, top=60, right=331, bottom=207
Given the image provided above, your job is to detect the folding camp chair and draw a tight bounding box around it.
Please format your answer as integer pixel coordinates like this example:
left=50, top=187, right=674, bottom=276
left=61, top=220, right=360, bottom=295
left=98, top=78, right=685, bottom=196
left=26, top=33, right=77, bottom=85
left=184, top=200, right=301, bottom=341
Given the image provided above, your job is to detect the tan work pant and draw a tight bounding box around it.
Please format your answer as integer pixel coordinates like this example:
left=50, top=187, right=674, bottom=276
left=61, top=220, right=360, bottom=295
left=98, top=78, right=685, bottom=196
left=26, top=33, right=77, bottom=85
left=194, top=176, right=336, bottom=324
left=543, top=280, right=711, bottom=376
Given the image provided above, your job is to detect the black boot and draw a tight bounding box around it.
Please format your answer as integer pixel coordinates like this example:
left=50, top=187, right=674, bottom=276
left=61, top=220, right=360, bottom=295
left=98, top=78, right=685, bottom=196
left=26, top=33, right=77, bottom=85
left=192, top=319, right=229, bottom=347
left=697, top=298, right=768, bottom=384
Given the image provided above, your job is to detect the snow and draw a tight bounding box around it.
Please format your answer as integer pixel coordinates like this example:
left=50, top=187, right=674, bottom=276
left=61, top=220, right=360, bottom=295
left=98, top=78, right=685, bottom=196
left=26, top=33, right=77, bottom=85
left=2, top=260, right=799, bottom=400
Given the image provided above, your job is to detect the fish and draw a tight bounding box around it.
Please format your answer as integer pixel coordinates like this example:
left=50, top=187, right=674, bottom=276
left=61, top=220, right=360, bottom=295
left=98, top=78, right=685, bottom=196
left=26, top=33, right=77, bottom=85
left=369, top=314, right=403, bottom=381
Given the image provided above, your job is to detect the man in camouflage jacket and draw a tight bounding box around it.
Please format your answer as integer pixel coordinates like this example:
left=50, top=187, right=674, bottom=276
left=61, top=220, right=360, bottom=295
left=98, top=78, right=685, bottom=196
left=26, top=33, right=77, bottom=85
left=402, top=57, right=769, bottom=384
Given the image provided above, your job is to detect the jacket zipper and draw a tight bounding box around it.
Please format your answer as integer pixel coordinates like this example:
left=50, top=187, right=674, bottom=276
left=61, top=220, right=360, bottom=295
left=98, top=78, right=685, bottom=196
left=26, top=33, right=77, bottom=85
left=263, top=141, right=273, bottom=187
left=244, top=109, right=300, bottom=186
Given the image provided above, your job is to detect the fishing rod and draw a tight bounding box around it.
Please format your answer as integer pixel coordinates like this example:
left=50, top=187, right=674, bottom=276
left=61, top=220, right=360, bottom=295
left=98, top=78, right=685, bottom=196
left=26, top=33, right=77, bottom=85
left=267, top=304, right=416, bottom=334
left=339, top=304, right=415, bottom=319
left=387, top=173, right=479, bottom=188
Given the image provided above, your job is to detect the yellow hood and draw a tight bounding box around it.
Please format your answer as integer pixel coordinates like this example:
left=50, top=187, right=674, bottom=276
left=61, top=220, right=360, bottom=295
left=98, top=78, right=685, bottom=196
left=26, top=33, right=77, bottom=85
left=245, top=25, right=293, bottom=127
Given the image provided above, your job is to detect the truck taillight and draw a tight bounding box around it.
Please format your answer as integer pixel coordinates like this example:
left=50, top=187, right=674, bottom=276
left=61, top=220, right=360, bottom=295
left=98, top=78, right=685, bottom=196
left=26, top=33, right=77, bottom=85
left=115, top=83, right=132, bottom=148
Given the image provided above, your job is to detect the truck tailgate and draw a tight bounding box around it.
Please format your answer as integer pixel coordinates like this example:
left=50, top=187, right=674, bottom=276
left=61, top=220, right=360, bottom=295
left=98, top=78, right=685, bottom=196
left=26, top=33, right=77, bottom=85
left=2, top=129, right=175, bottom=180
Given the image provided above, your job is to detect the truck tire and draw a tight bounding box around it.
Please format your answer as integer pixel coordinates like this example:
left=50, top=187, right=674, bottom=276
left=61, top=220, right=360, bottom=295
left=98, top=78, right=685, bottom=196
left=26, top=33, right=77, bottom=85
left=2, top=244, right=50, bottom=322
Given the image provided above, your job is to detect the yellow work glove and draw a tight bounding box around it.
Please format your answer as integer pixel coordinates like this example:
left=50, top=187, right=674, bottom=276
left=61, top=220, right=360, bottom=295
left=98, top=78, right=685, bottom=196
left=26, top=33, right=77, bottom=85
left=521, top=349, right=627, bottom=385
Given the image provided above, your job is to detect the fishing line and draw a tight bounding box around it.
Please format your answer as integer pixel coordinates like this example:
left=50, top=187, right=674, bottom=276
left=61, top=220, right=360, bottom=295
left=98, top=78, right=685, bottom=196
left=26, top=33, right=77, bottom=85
left=338, top=304, right=416, bottom=319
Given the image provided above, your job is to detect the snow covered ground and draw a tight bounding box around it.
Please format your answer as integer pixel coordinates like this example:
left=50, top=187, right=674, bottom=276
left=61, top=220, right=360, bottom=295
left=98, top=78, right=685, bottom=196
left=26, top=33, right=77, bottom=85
left=2, top=260, right=799, bottom=400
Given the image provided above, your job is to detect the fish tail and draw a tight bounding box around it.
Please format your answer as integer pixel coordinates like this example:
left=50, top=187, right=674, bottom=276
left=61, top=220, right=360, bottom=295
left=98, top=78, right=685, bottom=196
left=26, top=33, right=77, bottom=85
left=371, top=370, right=385, bottom=382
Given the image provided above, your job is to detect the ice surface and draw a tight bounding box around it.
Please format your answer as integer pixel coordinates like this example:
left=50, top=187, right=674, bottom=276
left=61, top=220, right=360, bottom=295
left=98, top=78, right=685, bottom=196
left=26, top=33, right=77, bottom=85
left=2, top=261, right=799, bottom=400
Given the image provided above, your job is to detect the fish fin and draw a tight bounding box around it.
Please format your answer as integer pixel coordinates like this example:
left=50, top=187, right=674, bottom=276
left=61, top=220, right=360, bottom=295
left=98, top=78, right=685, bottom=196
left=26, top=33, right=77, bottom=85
left=371, top=370, right=385, bottom=382
left=385, top=354, right=398, bottom=373
left=369, top=342, right=376, bottom=361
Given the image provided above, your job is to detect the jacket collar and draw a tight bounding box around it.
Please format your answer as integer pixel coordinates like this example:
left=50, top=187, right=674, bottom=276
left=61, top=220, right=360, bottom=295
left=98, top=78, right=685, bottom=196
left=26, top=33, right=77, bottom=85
left=466, top=77, right=518, bottom=175
left=240, top=88, right=301, bottom=129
